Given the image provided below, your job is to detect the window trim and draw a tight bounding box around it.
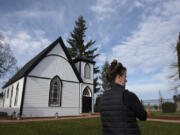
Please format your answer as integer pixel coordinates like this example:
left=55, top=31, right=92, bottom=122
left=9, top=86, right=14, bottom=107
left=7, top=88, right=9, bottom=98
left=84, top=63, right=91, bottom=79
left=14, top=83, right=19, bottom=106
left=3, top=91, right=5, bottom=107
left=83, top=87, right=92, bottom=97
left=48, top=76, right=62, bottom=107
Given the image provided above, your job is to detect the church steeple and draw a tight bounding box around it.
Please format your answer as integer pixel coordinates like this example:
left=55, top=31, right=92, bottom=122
left=72, top=57, right=95, bottom=83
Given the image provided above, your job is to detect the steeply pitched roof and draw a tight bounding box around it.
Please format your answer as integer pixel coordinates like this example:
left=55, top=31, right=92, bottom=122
left=2, top=36, right=83, bottom=88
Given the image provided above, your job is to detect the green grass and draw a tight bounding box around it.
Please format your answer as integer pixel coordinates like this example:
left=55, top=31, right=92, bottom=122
left=1, top=117, right=180, bottom=135
left=151, top=111, right=180, bottom=117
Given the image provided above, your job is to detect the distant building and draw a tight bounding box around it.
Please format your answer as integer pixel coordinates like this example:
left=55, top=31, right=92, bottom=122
left=1, top=36, right=95, bottom=118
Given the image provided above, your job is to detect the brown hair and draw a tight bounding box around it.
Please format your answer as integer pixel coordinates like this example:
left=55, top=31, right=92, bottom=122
left=106, top=59, right=126, bottom=83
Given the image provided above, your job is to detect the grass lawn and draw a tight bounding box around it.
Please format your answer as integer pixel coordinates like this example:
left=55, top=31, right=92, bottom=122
left=1, top=117, right=180, bottom=135
left=151, top=111, right=180, bottom=117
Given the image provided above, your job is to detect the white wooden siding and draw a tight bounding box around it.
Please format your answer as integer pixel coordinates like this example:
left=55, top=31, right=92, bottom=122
left=23, top=42, right=81, bottom=117
left=29, top=44, right=79, bottom=82
left=1, top=77, right=24, bottom=115
left=47, top=43, right=67, bottom=58
left=22, top=107, right=79, bottom=117
left=0, top=98, right=3, bottom=107
left=23, top=77, right=80, bottom=117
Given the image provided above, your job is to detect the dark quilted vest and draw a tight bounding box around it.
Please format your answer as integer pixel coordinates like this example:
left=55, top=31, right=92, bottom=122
left=100, top=83, right=141, bottom=135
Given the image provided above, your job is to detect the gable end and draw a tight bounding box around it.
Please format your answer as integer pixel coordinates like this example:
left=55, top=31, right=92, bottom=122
left=3, top=36, right=83, bottom=88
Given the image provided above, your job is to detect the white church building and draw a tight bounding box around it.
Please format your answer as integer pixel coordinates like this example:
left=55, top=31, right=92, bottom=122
left=0, top=36, right=95, bottom=118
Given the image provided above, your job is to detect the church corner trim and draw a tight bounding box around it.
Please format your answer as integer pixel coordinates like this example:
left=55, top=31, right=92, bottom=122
left=20, top=76, right=27, bottom=117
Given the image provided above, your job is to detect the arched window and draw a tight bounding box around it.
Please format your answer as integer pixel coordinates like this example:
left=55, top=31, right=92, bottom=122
left=84, top=63, right=90, bottom=79
left=83, top=87, right=92, bottom=97
left=49, top=76, right=62, bottom=106
left=9, top=86, right=13, bottom=107
left=14, top=83, right=19, bottom=106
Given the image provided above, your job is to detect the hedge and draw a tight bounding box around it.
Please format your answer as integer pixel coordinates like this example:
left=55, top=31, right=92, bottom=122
left=162, top=102, right=177, bottom=113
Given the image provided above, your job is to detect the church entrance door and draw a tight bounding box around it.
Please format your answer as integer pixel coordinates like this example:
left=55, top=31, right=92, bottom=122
left=82, top=87, right=92, bottom=113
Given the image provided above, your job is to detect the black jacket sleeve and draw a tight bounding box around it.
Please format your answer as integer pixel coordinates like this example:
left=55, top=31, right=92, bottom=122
left=123, top=90, right=147, bottom=121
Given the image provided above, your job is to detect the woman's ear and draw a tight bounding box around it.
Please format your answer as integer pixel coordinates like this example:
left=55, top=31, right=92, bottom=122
left=118, top=74, right=122, bottom=82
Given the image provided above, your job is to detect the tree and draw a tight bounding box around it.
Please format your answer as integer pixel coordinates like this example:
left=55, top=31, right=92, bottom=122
left=177, top=33, right=180, bottom=79
left=67, top=16, right=100, bottom=93
left=94, top=94, right=101, bottom=112
left=0, top=34, right=17, bottom=78
left=94, top=60, right=110, bottom=112
left=99, top=60, right=110, bottom=92
left=168, top=33, right=180, bottom=94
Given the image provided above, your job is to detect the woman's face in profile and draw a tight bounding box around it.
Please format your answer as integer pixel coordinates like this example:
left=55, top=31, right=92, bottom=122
left=120, top=70, right=127, bottom=87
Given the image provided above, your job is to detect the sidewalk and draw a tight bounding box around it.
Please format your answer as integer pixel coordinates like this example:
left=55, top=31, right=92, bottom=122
left=1, top=114, right=180, bottom=124
left=147, top=118, right=180, bottom=123
left=0, top=114, right=99, bottom=123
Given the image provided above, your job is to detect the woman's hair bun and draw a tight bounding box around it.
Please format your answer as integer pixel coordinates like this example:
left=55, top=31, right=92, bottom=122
left=106, top=59, right=126, bottom=83
left=110, top=59, right=117, bottom=69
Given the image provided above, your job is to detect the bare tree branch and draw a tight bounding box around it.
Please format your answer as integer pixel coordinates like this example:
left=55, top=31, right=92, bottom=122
left=0, top=34, right=17, bottom=78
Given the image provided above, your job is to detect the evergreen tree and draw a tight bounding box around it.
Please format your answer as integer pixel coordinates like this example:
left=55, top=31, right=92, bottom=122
left=67, top=16, right=100, bottom=93
left=95, top=94, right=101, bottom=112
left=176, top=33, right=180, bottom=79
left=99, top=60, right=110, bottom=92
left=95, top=60, right=110, bottom=112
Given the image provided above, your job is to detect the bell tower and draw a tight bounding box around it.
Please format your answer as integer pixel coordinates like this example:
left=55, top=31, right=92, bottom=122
left=73, top=57, right=95, bottom=113
left=73, top=57, right=95, bottom=83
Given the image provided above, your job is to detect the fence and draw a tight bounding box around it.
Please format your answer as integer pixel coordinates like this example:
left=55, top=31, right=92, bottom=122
left=141, top=98, right=175, bottom=111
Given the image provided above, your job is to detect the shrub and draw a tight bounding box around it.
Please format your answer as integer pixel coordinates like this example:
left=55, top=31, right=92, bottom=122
left=0, top=112, right=8, bottom=117
left=162, top=102, right=177, bottom=113
left=95, top=95, right=101, bottom=112
left=153, top=105, right=158, bottom=110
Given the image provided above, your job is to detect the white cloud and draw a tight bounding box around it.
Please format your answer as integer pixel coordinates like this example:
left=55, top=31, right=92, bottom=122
left=127, top=82, right=174, bottom=100
left=0, top=3, right=65, bottom=36
left=7, top=31, right=49, bottom=53
left=97, top=0, right=180, bottom=99
left=96, top=52, right=107, bottom=66
left=90, top=0, right=146, bottom=21
left=4, top=6, right=65, bottom=21
left=109, top=0, right=180, bottom=75
left=91, top=0, right=116, bottom=14
left=1, top=30, right=50, bottom=66
left=90, top=0, right=127, bottom=21
left=134, top=1, right=143, bottom=8
left=94, top=36, right=110, bottom=53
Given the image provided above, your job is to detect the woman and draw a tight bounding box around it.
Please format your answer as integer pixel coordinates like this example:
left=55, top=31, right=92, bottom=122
left=100, top=59, right=147, bottom=135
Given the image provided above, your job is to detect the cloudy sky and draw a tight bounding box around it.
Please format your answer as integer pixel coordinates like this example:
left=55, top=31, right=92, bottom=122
left=0, top=0, right=179, bottom=100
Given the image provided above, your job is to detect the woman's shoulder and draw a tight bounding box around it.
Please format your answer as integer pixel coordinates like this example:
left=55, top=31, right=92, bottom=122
left=123, top=89, right=140, bottom=108
left=123, top=89, right=138, bottom=100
